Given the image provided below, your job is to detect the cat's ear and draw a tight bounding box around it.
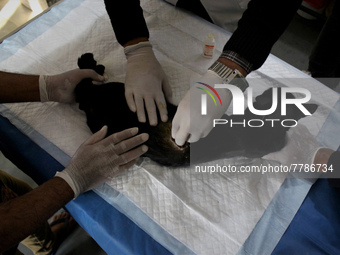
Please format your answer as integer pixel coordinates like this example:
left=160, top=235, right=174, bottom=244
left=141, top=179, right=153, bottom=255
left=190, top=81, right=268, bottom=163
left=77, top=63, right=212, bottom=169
left=78, top=53, right=97, bottom=69
left=78, top=53, right=106, bottom=76
left=95, top=65, right=105, bottom=75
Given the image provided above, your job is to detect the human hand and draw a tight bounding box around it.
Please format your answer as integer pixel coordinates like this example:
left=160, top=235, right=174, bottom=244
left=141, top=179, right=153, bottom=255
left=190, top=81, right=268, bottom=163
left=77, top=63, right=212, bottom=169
left=263, top=124, right=322, bottom=175
left=171, top=70, right=232, bottom=146
left=124, top=41, right=172, bottom=126
left=39, top=69, right=105, bottom=103
left=55, top=126, right=149, bottom=197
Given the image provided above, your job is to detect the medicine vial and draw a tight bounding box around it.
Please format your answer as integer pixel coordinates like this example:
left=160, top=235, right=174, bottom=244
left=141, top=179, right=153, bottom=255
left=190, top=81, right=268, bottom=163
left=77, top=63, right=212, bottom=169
left=203, top=33, right=215, bottom=58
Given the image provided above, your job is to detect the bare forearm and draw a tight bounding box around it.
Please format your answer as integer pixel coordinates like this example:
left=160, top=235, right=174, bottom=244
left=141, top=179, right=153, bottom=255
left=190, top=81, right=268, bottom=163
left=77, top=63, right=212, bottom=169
left=0, top=177, right=74, bottom=252
left=0, top=71, right=40, bottom=103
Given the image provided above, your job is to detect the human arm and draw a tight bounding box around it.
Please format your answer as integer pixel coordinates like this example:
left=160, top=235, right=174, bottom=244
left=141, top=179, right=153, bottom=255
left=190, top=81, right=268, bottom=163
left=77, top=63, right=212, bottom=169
left=56, top=126, right=149, bottom=197
left=265, top=144, right=340, bottom=182
left=262, top=124, right=340, bottom=186
left=223, top=0, right=302, bottom=71
left=307, top=149, right=340, bottom=188
left=313, top=148, right=334, bottom=166
left=0, top=126, right=148, bottom=251
left=103, top=0, right=149, bottom=47
left=325, top=151, right=340, bottom=188
left=171, top=0, right=303, bottom=146
left=171, top=58, right=248, bottom=146
left=0, top=71, right=40, bottom=102
left=0, top=70, right=104, bottom=103
left=103, top=1, right=172, bottom=126
left=262, top=124, right=336, bottom=180
left=0, top=177, right=73, bottom=251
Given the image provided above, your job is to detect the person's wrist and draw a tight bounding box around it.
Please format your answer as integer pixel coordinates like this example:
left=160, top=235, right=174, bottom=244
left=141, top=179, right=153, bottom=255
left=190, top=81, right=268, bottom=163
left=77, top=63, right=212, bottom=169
left=124, top=41, right=153, bottom=57
left=39, top=75, right=49, bottom=102
left=52, top=176, right=75, bottom=200
left=55, top=170, right=79, bottom=198
left=208, top=61, right=249, bottom=92
left=123, top=37, right=149, bottom=48
left=217, top=57, right=248, bottom=77
left=313, top=148, right=334, bottom=166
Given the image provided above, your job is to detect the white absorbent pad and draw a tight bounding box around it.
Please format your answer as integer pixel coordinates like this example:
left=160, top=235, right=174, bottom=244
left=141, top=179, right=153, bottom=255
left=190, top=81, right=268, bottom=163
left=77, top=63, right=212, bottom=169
left=1, top=0, right=340, bottom=254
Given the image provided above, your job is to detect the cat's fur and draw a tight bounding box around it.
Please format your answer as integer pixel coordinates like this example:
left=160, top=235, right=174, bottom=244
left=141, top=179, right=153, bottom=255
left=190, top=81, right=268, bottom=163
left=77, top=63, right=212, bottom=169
left=75, top=53, right=317, bottom=166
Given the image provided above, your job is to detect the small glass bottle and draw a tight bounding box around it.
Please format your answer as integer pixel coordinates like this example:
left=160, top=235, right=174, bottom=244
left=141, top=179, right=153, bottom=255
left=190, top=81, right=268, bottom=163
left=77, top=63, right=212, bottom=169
left=203, top=33, right=215, bottom=58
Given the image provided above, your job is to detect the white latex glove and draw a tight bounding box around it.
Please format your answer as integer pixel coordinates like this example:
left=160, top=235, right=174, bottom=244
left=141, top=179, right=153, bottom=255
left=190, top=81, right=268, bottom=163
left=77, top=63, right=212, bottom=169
left=55, top=126, right=149, bottom=197
left=39, top=69, right=105, bottom=103
left=124, top=41, right=172, bottom=126
left=172, top=70, right=232, bottom=146
left=263, top=124, right=322, bottom=177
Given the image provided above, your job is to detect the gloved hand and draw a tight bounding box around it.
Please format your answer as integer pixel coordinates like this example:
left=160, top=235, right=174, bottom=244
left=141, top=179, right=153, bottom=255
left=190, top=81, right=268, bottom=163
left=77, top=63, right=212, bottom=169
left=39, top=69, right=105, bottom=103
left=263, top=124, right=322, bottom=177
left=124, top=41, right=172, bottom=126
left=55, top=126, right=149, bottom=197
left=172, top=70, right=232, bottom=146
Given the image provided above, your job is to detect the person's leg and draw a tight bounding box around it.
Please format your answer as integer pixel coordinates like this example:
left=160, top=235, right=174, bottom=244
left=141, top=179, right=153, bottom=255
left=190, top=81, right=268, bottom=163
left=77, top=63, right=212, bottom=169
left=0, top=173, right=25, bottom=255
left=0, top=170, right=54, bottom=255
left=0, top=170, right=32, bottom=197
left=21, top=211, right=75, bottom=255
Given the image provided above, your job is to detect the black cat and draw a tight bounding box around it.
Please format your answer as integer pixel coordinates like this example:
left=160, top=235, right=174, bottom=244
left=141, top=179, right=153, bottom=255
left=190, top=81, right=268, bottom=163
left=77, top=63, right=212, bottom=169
left=75, top=53, right=318, bottom=166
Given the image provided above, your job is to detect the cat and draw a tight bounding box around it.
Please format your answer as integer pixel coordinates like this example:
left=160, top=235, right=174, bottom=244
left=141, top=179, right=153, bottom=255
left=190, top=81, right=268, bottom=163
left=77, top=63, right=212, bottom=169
left=75, top=53, right=318, bottom=166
